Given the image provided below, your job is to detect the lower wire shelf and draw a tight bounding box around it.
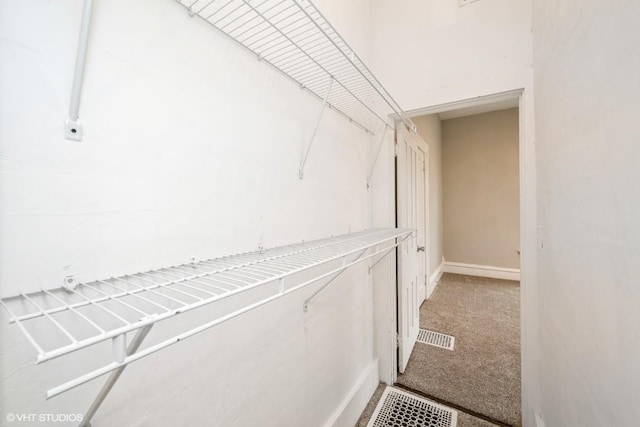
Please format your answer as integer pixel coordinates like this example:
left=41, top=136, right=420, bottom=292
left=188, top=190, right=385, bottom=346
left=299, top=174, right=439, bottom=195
left=1, top=228, right=412, bottom=406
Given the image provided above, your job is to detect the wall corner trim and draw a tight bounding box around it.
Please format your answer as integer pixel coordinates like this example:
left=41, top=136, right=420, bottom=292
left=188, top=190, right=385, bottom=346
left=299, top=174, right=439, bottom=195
left=325, top=359, right=379, bottom=427
left=443, top=261, right=520, bottom=281
left=427, top=262, right=445, bottom=299
left=534, top=412, right=546, bottom=427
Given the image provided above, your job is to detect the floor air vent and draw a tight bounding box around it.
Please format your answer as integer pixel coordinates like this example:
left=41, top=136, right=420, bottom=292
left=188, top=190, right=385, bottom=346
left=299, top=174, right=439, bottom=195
left=367, top=386, right=458, bottom=427
left=417, top=329, right=455, bottom=350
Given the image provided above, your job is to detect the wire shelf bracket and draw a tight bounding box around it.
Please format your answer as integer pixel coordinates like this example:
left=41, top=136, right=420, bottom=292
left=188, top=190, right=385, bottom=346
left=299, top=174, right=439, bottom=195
left=1, top=228, right=412, bottom=424
left=176, top=0, right=415, bottom=135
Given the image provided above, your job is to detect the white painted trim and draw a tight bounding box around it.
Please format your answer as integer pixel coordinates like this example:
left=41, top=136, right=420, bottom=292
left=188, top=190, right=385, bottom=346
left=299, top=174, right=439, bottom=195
left=418, top=283, right=426, bottom=304
left=325, top=359, right=379, bottom=427
left=534, top=412, right=546, bottom=427
left=443, top=261, right=520, bottom=281
left=426, top=262, right=444, bottom=299
left=402, top=89, right=522, bottom=119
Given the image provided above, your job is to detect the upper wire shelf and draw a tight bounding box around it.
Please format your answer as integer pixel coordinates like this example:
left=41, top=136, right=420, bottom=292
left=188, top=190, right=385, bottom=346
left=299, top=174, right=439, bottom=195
left=176, top=0, right=415, bottom=134
left=1, top=228, right=412, bottom=399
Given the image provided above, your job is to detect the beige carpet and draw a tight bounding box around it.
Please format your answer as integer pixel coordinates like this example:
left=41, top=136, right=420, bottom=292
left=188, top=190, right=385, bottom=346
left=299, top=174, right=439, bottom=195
left=397, top=273, right=521, bottom=427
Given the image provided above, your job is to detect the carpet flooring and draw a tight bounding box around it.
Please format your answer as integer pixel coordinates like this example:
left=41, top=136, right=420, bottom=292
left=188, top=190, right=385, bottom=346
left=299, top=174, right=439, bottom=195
left=396, top=273, right=521, bottom=426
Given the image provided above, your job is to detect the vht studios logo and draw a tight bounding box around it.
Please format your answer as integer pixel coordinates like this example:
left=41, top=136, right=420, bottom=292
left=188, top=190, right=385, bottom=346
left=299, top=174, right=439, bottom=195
left=5, top=413, right=84, bottom=423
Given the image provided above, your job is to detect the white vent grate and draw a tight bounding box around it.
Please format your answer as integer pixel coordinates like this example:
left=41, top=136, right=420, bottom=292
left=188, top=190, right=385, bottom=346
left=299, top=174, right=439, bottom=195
left=417, top=329, right=455, bottom=350
left=367, top=386, right=458, bottom=427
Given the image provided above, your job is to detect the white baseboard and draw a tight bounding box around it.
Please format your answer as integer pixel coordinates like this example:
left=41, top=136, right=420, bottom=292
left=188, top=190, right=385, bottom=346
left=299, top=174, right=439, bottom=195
left=427, top=263, right=444, bottom=299
left=325, top=359, right=379, bottom=427
left=443, top=261, right=520, bottom=281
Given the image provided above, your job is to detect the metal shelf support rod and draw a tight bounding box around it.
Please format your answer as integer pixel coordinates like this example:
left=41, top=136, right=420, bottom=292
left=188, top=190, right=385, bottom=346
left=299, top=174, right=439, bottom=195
left=299, top=76, right=333, bottom=179
left=79, top=324, right=153, bottom=427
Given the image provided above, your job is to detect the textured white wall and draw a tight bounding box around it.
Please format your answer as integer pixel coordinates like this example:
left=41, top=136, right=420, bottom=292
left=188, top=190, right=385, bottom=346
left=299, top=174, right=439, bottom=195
left=533, top=1, right=640, bottom=426
left=0, top=0, right=385, bottom=425
left=371, top=0, right=533, bottom=111
left=371, top=1, right=540, bottom=425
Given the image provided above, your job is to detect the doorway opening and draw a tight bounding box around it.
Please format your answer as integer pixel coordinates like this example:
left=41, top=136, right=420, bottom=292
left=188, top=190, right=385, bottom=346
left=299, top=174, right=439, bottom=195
left=391, top=90, right=526, bottom=427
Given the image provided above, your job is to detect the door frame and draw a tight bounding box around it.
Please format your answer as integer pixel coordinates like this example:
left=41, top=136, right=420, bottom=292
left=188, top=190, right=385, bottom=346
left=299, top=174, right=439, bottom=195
left=377, top=88, right=535, bottom=395
left=395, top=124, right=429, bottom=373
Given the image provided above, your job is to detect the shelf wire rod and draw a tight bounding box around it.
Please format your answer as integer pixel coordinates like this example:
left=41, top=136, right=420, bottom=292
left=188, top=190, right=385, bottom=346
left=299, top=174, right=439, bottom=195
left=143, top=271, right=220, bottom=297
left=210, top=1, right=250, bottom=25
left=20, top=293, right=78, bottom=344
left=103, top=279, right=176, bottom=312
left=196, top=277, right=243, bottom=290
left=294, top=0, right=413, bottom=128
left=0, top=298, right=46, bottom=355
left=197, top=259, right=259, bottom=272
left=215, top=269, right=270, bottom=284
left=6, top=282, right=146, bottom=325
left=78, top=283, right=150, bottom=318
left=123, top=274, right=195, bottom=305
left=190, top=264, right=272, bottom=280
left=287, top=55, right=351, bottom=82
left=232, top=2, right=294, bottom=44
left=254, top=16, right=310, bottom=57
left=234, top=264, right=288, bottom=276
left=195, top=0, right=226, bottom=16
left=261, top=8, right=308, bottom=35
left=163, top=267, right=255, bottom=290
left=133, top=273, right=205, bottom=302
left=45, top=233, right=410, bottom=398
left=61, top=287, right=133, bottom=326
left=224, top=0, right=288, bottom=39
left=42, top=290, right=107, bottom=334
left=261, top=258, right=310, bottom=269
left=218, top=0, right=270, bottom=31
left=239, top=0, right=389, bottom=126
left=198, top=260, right=274, bottom=276
left=295, top=41, right=344, bottom=63
left=262, top=45, right=306, bottom=67
left=212, top=272, right=255, bottom=286
left=274, top=44, right=339, bottom=72
left=268, top=251, right=326, bottom=263
left=170, top=276, right=233, bottom=294
left=264, top=39, right=313, bottom=65
left=276, top=22, right=322, bottom=46
left=196, top=230, right=383, bottom=276
left=233, top=266, right=280, bottom=280
left=252, top=263, right=299, bottom=274
left=285, top=253, right=333, bottom=265
left=169, top=264, right=245, bottom=281
left=204, top=0, right=236, bottom=19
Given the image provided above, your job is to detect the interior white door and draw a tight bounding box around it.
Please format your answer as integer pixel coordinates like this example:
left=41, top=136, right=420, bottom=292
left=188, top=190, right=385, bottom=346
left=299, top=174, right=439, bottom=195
left=396, top=123, right=427, bottom=373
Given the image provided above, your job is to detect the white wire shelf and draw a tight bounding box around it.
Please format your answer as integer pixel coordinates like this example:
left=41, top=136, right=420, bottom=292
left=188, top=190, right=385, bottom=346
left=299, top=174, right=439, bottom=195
left=175, top=0, right=415, bottom=134
left=1, top=228, right=411, bottom=402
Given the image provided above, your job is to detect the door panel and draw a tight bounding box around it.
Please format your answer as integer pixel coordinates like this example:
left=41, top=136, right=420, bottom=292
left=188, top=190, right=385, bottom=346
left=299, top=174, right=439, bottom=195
left=396, top=124, right=427, bottom=373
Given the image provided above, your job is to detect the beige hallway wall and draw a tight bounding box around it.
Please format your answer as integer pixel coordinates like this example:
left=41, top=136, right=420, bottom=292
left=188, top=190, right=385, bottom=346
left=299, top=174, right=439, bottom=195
left=442, top=108, right=519, bottom=269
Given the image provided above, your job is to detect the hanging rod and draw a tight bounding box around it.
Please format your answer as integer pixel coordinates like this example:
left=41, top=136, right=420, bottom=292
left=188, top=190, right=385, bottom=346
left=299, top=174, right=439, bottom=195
left=1, top=228, right=412, bottom=404
left=175, top=0, right=415, bottom=134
